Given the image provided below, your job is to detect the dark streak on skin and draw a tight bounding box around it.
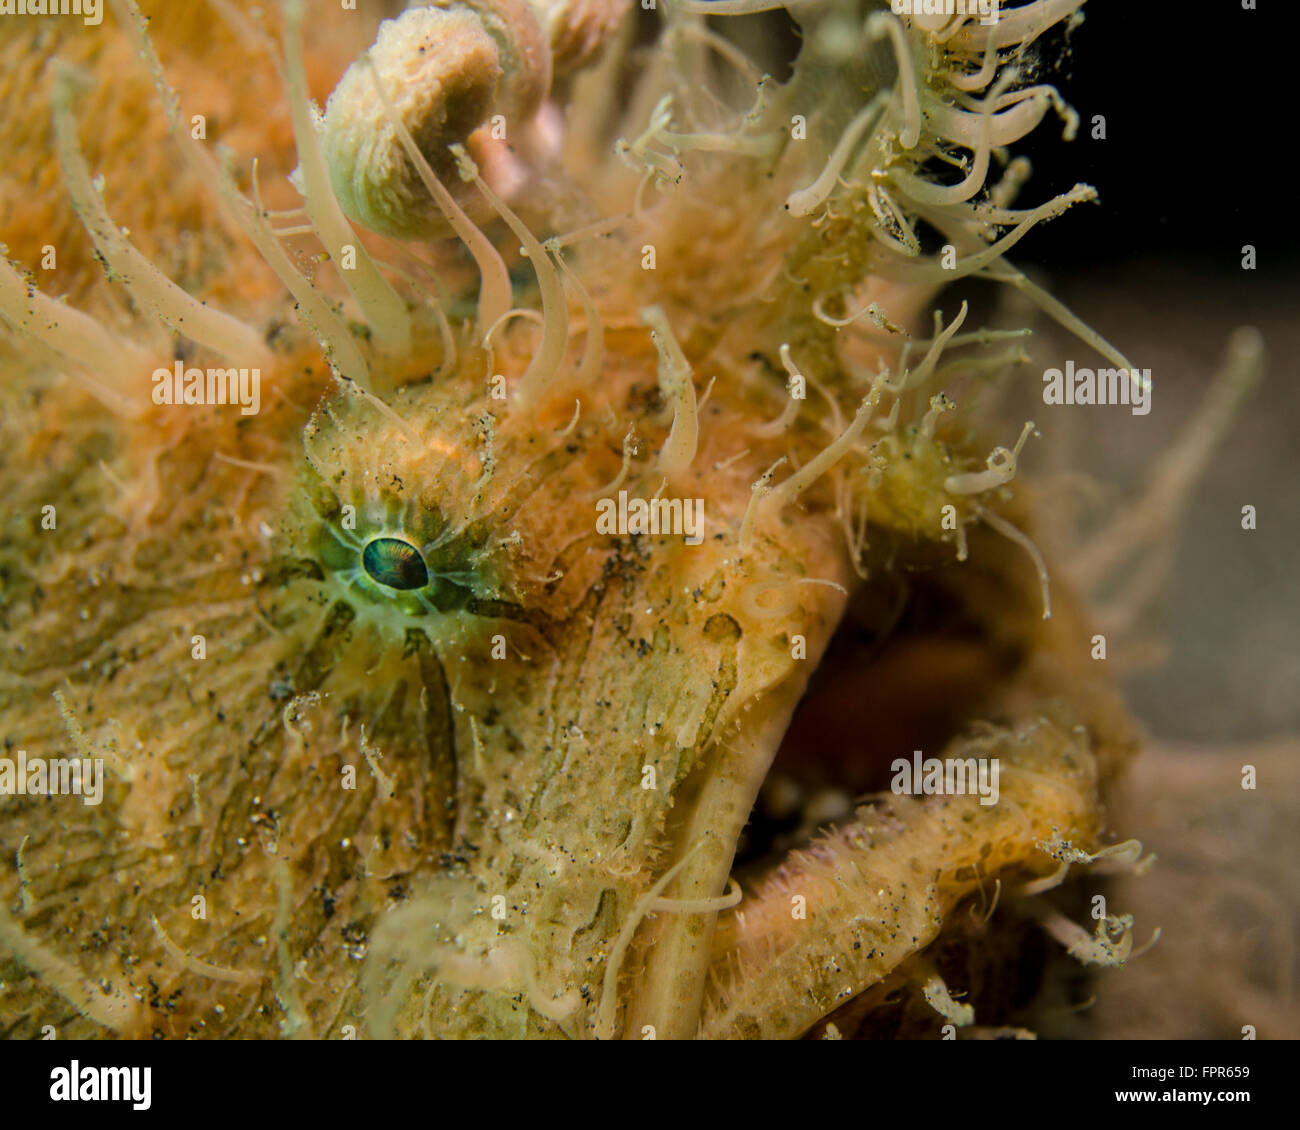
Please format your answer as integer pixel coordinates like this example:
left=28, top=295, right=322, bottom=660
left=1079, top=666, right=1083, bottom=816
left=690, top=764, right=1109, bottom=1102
left=406, top=628, right=459, bottom=850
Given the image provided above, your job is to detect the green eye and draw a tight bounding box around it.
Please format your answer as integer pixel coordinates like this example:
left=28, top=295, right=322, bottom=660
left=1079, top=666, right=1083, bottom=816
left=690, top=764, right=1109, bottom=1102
left=361, top=537, right=430, bottom=591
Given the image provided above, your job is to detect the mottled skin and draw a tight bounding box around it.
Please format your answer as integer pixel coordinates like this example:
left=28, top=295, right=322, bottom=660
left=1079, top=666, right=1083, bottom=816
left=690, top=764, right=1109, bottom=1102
left=1, top=0, right=1137, bottom=1039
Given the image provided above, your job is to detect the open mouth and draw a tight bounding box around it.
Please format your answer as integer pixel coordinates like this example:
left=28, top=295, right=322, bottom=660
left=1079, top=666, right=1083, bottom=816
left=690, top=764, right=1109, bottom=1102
left=738, top=563, right=1018, bottom=869
left=715, top=521, right=1106, bottom=1038
left=592, top=495, right=1144, bottom=1041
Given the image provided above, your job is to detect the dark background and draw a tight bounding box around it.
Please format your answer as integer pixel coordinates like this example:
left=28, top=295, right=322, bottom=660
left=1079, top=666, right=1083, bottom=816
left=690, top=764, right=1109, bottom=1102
left=702, top=0, right=1299, bottom=271
left=993, top=1, right=1298, bottom=272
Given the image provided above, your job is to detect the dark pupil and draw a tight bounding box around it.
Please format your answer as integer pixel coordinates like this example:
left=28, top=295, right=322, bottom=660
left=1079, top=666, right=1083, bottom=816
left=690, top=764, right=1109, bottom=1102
left=362, top=537, right=429, bottom=591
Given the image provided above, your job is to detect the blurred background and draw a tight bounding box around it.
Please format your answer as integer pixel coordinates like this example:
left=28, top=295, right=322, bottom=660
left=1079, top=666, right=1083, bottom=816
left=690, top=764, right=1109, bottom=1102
left=1013, top=0, right=1299, bottom=1040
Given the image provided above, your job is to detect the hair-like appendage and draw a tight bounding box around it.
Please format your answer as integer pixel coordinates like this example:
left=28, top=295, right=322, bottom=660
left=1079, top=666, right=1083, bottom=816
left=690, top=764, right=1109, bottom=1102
left=50, top=63, right=271, bottom=368
left=640, top=305, right=699, bottom=477
left=0, top=254, right=146, bottom=415
left=279, top=0, right=412, bottom=353
left=451, top=143, right=570, bottom=405
left=108, top=0, right=374, bottom=391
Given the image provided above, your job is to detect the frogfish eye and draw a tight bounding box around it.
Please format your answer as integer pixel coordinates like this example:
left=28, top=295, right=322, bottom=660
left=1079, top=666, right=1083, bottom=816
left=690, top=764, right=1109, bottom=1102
left=361, top=537, right=430, bottom=591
